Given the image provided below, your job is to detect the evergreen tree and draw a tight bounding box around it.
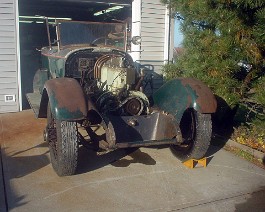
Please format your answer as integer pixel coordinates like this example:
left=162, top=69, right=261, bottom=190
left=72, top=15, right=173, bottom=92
left=162, top=0, right=265, bottom=126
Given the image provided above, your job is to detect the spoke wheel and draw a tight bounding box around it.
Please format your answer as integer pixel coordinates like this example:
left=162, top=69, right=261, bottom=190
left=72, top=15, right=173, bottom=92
left=170, top=108, right=212, bottom=161
left=46, top=102, right=79, bottom=176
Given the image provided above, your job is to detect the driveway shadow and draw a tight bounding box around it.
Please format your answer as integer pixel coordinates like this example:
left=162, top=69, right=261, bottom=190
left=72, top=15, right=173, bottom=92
left=1, top=141, right=50, bottom=211
left=10, top=142, right=48, bottom=157
left=200, top=111, right=237, bottom=168
left=235, top=186, right=265, bottom=211
left=111, top=148, right=156, bottom=167
left=206, top=133, right=231, bottom=158
left=76, top=147, right=156, bottom=174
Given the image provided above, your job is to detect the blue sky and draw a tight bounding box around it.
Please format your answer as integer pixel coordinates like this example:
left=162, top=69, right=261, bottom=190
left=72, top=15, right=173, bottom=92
left=174, top=19, right=184, bottom=47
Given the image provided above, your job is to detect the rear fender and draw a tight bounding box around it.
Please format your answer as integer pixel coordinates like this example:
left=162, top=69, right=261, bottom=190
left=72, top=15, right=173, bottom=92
left=39, top=78, right=87, bottom=120
left=152, top=78, right=217, bottom=123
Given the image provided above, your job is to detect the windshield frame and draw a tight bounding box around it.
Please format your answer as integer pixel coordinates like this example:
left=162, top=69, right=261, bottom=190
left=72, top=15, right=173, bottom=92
left=55, top=20, right=128, bottom=51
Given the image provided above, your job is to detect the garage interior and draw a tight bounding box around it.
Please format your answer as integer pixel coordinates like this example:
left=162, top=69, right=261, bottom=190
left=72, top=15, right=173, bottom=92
left=18, top=0, right=132, bottom=109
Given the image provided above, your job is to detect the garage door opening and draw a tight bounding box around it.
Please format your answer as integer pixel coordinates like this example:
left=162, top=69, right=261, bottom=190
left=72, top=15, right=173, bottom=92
left=18, top=0, right=132, bottom=109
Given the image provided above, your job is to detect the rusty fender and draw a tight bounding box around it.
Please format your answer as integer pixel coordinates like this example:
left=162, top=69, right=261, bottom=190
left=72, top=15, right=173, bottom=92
left=39, top=78, right=87, bottom=120
left=152, top=78, right=217, bottom=123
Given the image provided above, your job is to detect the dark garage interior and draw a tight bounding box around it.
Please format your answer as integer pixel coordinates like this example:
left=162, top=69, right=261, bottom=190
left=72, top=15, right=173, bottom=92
left=18, top=0, right=132, bottom=109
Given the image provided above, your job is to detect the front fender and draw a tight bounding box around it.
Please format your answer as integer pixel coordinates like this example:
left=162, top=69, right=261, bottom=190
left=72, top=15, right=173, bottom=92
left=152, top=78, right=217, bottom=123
left=39, top=78, right=87, bottom=120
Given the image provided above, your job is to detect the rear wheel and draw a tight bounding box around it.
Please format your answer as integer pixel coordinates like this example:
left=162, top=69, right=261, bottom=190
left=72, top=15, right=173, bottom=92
left=46, top=102, right=79, bottom=176
left=170, top=108, right=212, bottom=161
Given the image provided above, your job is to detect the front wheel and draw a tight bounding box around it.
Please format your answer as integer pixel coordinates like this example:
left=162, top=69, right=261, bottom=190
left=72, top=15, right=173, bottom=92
left=46, top=103, right=79, bottom=176
left=170, top=109, right=212, bottom=161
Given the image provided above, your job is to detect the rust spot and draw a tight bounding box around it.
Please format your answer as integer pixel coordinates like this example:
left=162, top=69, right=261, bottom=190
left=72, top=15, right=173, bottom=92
left=0, top=110, right=46, bottom=146
left=180, top=78, right=217, bottom=113
left=46, top=78, right=87, bottom=115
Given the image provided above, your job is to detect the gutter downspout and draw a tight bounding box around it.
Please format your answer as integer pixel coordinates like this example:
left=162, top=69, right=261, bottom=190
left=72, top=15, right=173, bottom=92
left=15, top=0, right=22, bottom=111
left=168, top=2, right=172, bottom=63
left=130, top=0, right=141, bottom=64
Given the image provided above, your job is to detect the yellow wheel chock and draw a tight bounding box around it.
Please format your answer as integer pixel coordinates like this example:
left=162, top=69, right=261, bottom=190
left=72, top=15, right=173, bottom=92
left=183, top=157, right=207, bottom=169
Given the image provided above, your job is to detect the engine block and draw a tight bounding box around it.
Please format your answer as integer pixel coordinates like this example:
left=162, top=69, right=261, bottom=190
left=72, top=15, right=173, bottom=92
left=100, top=66, right=135, bottom=93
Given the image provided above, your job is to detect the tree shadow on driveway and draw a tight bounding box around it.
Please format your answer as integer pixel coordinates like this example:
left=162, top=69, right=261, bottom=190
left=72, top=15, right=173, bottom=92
left=1, top=144, right=50, bottom=211
left=235, top=186, right=265, bottom=211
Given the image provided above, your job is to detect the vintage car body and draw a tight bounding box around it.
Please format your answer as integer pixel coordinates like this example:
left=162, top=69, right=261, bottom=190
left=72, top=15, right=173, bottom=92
left=27, top=20, right=217, bottom=176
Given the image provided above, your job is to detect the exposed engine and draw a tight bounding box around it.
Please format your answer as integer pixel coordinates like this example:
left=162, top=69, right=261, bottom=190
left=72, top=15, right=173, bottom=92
left=65, top=50, right=149, bottom=116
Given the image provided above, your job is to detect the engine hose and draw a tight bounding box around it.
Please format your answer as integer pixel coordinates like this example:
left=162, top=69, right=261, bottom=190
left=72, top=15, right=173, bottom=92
left=94, top=56, right=102, bottom=78
left=94, top=54, right=111, bottom=78
left=96, top=55, right=114, bottom=78
left=94, top=54, right=120, bottom=79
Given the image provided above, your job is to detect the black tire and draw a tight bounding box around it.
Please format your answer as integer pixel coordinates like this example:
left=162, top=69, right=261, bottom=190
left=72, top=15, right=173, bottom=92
left=46, top=102, right=79, bottom=176
left=170, top=108, right=212, bottom=161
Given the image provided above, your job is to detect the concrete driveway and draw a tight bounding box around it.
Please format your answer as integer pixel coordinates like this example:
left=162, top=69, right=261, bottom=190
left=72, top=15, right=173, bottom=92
left=1, top=110, right=265, bottom=212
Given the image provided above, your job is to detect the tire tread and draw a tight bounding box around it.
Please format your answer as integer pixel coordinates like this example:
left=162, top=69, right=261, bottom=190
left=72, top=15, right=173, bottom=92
left=170, top=110, right=212, bottom=161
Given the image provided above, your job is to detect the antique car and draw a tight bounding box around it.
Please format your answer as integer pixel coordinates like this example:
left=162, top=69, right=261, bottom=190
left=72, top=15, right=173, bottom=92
left=27, top=20, right=217, bottom=176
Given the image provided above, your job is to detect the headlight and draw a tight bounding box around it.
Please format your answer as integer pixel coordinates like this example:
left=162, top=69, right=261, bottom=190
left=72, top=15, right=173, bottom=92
left=131, top=36, right=141, bottom=45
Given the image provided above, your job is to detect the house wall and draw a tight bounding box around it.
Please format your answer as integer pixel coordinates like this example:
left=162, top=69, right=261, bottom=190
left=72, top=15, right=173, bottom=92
left=0, top=0, right=20, bottom=113
left=131, top=0, right=174, bottom=96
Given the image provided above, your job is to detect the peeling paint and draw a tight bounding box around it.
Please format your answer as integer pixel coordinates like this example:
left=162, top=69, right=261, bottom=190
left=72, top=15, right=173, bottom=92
left=180, top=78, right=217, bottom=113
left=45, top=78, right=87, bottom=120
left=152, top=78, right=217, bottom=123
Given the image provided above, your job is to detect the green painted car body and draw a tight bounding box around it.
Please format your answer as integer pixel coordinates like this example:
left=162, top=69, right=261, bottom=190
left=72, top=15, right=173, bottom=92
left=26, top=20, right=217, bottom=173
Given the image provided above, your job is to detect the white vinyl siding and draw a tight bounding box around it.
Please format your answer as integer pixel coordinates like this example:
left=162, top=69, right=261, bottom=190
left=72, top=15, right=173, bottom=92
left=131, top=0, right=172, bottom=95
left=0, top=0, right=19, bottom=113
left=140, top=1, right=166, bottom=70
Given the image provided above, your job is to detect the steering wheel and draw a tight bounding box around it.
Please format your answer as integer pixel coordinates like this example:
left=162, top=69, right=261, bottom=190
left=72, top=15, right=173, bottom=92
left=91, top=37, right=115, bottom=46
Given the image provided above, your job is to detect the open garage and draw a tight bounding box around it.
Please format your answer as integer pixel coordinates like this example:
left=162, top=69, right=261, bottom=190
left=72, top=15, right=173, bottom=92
left=0, top=0, right=173, bottom=113
left=19, top=0, right=132, bottom=109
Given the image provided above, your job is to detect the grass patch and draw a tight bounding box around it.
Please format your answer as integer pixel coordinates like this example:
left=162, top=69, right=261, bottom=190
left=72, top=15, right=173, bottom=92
left=236, top=149, right=254, bottom=162
left=224, top=145, right=264, bottom=169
